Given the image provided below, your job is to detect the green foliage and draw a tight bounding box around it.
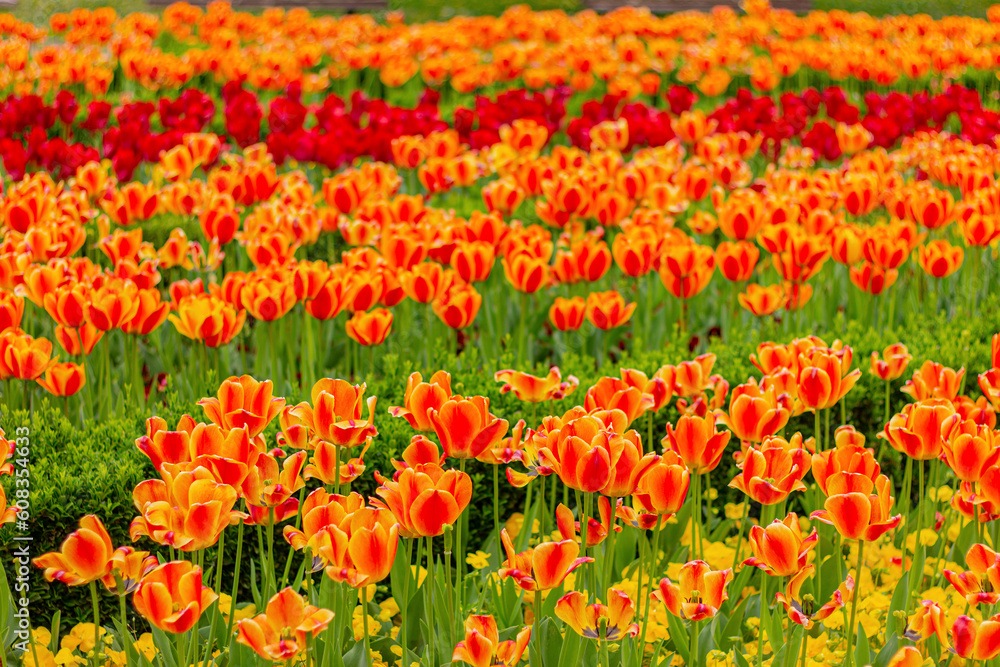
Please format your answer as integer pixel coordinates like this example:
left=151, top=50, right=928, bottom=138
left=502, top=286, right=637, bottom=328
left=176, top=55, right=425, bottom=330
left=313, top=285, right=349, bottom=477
left=5, top=293, right=997, bottom=627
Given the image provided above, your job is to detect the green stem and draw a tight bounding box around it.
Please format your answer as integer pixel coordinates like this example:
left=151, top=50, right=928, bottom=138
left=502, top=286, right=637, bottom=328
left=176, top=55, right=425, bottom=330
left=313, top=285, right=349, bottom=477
left=361, top=587, right=372, bottom=667
left=493, top=465, right=502, bottom=569
left=638, top=521, right=661, bottom=653
left=400, top=537, right=413, bottom=667
left=603, top=497, right=618, bottom=594
left=425, top=535, right=436, bottom=666
left=690, top=619, right=699, bottom=667
left=119, top=594, right=131, bottom=667
left=89, top=581, right=101, bottom=667
left=224, top=518, right=245, bottom=654
left=757, top=569, right=768, bottom=667
left=518, top=292, right=528, bottom=367
left=731, top=499, right=749, bottom=572
left=532, top=588, right=544, bottom=667
left=845, top=540, right=866, bottom=667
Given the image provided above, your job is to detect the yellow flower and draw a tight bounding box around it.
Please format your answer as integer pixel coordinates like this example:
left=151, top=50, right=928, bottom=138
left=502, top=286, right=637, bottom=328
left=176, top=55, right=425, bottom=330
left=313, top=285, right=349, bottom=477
left=466, top=550, right=491, bottom=570
left=724, top=502, right=745, bottom=520
left=22, top=645, right=57, bottom=667
left=378, top=597, right=399, bottom=622
left=505, top=512, right=524, bottom=539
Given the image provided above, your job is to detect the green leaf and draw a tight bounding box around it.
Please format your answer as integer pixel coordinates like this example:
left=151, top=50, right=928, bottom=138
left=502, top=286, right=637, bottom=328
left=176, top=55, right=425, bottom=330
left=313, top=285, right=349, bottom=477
left=151, top=626, right=179, bottom=667
left=665, top=613, right=690, bottom=665
left=885, top=574, right=909, bottom=638
left=541, top=617, right=565, bottom=667
left=734, top=648, right=753, bottom=667
left=342, top=639, right=366, bottom=667
left=698, top=616, right=719, bottom=657
left=718, top=594, right=749, bottom=652
left=873, top=633, right=899, bottom=667
left=855, top=622, right=871, bottom=667
left=557, top=626, right=584, bottom=667
left=725, top=566, right=754, bottom=615
left=49, top=610, right=61, bottom=653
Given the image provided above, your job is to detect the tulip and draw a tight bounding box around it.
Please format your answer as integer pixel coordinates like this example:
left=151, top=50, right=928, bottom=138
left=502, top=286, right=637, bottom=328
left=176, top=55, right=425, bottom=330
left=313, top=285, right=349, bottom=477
left=980, top=368, right=1000, bottom=412
left=811, top=473, right=901, bottom=542
left=309, top=379, right=378, bottom=448
left=662, top=413, right=731, bottom=474
left=738, top=283, right=784, bottom=316
left=901, top=360, right=965, bottom=402
left=907, top=600, right=948, bottom=643
left=498, top=531, right=592, bottom=592
left=1, top=330, right=55, bottom=381
left=880, top=399, right=956, bottom=460
left=373, top=464, right=471, bottom=538
left=774, top=565, right=849, bottom=629
left=168, top=294, right=246, bottom=348
left=811, top=445, right=881, bottom=496
left=743, top=513, right=817, bottom=577
left=345, top=308, right=393, bottom=346
left=716, top=379, right=792, bottom=444
left=585, top=290, right=636, bottom=331
left=632, top=454, right=690, bottom=516
left=36, top=361, right=85, bottom=398
left=450, top=240, right=496, bottom=283
left=729, top=438, right=810, bottom=506
left=236, top=587, right=334, bottom=662
left=549, top=296, right=586, bottom=332
left=796, top=347, right=861, bottom=412
left=434, top=282, right=482, bottom=330
left=33, top=515, right=114, bottom=585
left=100, top=546, right=158, bottom=596
left=495, top=367, right=579, bottom=403
left=951, top=614, right=1000, bottom=661
left=429, top=395, right=509, bottom=460
left=584, top=376, right=653, bottom=427
left=502, top=251, right=550, bottom=294
left=887, top=647, right=924, bottom=667
left=0, top=292, right=24, bottom=332
left=870, top=343, right=912, bottom=381
left=133, top=561, right=217, bottom=634
left=652, top=560, right=732, bottom=621
left=942, top=418, right=1000, bottom=482
left=452, top=615, right=530, bottom=667
left=199, top=375, right=284, bottom=438
left=918, top=239, right=963, bottom=278
left=401, top=262, right=447, bottom=304
left=716, top=241, right=760, bottom=282
left=555, top=588, right=639, bottom=641
left=322, top=507, right=399, bottom=588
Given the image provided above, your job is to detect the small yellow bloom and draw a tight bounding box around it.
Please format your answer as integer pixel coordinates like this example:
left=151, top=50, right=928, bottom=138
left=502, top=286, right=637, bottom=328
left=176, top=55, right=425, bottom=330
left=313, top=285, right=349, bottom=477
left=725, top=502, right=745, bottom=520
left=466, top=550, right=491, bottom=570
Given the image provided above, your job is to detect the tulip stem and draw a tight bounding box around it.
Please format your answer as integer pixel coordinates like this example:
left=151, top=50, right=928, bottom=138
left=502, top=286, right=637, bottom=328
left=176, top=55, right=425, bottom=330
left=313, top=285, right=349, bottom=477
left=638, top=521, right=661, bottom=654
left=517, top=292, right=528, bottom=368
left=457, top=459, right=468, bottom=622
left=692, top=472, right=703, bottom=560
left=603, top=497, right=618, bottom=594
left=224, top=518, right=245, bottom=655
left=690, top=618, right=699, bottom=667
left=200, top=530, right=225, bottom=667
left=585, top=493, right=597, bottom=595
left=425, top=535, right=436, bottom=666
left=519, top=482, right=534, bottom=552
left=538, top=473, right=547, bottom=541
left=493, top=465, right=502, bottom=569
left=845, top=540, right=866, bottom=667
left=731, top=500, right=749, bottom=573
left=757, top=569, right=768, bottom=667
left=89, top=581, right=101, bottom=667
left=532, top=588, right=544, bottom=667
left=899, top=457, right=913, bottom=563
left=909, top=461, right=925, bottom=593
left=400, top=537, right=413, bottom=667
left=361, top=586, right=372, bottom=667
left=704, top=474, right=714, bottom=550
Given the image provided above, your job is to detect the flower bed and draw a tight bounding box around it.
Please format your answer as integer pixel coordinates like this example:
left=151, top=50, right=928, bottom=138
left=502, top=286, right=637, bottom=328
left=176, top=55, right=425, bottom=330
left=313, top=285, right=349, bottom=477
left=3, top=2, right=1000, bottom=667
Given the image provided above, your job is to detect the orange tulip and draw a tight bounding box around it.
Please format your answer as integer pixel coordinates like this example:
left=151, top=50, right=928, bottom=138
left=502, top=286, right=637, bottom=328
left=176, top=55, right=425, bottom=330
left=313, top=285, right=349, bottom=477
left=133, top=561, right=217, bottom=634
left=951, top=614, right=1000, bottom=661
left=123, top=289, right=171, bottom=336
left=0, top=292, right=24, bottom=332
left=36, top=361, right=85, bottom=397
left=450, top=241, right=496, bottom=284
left=942, top=419, right=1000, bottom=482
left=498, top=531, right=592, bottom=592
left=880, top=398, right=956, bottom=460
left=907, top=600, right=948, bottom=644
left=632, top=453, right=690, bottom=516
left=307, top=379, right=378, bottom=448
left=716, top=241, right=760, bottom=282
left=495, top=367, right=579, bottom=403
left=662, top=413, right=731, bottom=474
left=811, top=444, right=881, bottom=496
left=917, top=240, right=964, bottom=279
left=434, top=282, right=482, bottom=330
left=199, top=375, right=284, bottom=438
left=373, top=464, right=471, bottom=538
left=980, top=368, right=1000, bottom=412
left=584, top=377, right=653, bottom=427
left=33, top=515, right=114, bottom=585
left=168, top=294, right=246, bottom=348
left=811, top=473, right=901, bottom=541
left=870, top=344, right=912, bottom=381
left=796, top=347, right=861, bottom=411
left=555, top=588, right=639, bottom=642
left=429, top=395, right=509, bottom=460
left=322, top=506, right=399, bottom=588
left=620, top=367, right=674, bottom=413
left=389, top=371, right=452, bottom=432
left=236, top=587, right=334, bottom=662
left=1, top=330, right=55, bottom=381
left=774, top=565, right=849, bottom=629
left=652, top=560, right=733, bottom=621
left=100, top=546, right=159, bottom=595
left=549, top=296, right=586, bottom=332
left=612, top=233, right=656, bottom=278
left=901, top=360, right=965, bottom=401
left=131, top=464, right=244, bottom=551
left=716, top=379, right=792, bottom=444
left=585, top=290, right=636, bottom=330
left=743, top=512, right=818, bottom=577
left=729, top=438, right=810, bottom=505
left=401, top=262, right=447, bottom=305
left=502, top=251, right=550, bottom=294
left=887, top=647, right=924, bottom=667
left=659, top=242, right=715, bottom=299
left=738, top=283, right=785, bottom=317
left=345, top=308, right=393, bottom=346
left=452, top=615, right=530, bottom=667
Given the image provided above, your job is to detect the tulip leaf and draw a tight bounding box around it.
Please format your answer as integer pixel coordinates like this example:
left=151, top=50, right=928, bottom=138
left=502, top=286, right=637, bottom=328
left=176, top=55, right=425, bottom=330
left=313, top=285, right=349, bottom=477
left=541, top=617, right=566, bottom=667
left=557, top=625, right=584, bottom=667
left=733, top=648, right=752, bottom=667
left=885, top=574, right=909, bottom=638
left=616, top=524, right=638, bottom=576
left=151, top=626, right=179, bottom=667
left=665, top=613, right=690, bottom=665
left=873, top=633, right=899, bottom=667
left=954, top=519, right=977, bottom=567
left=248, top=559, right=262, bottom=610
left=48, top=610, right=61, bottom=654
left=855, top=622, right=871, bottom=667
left=342, top=638, right=367, bottom=667
left=718, top=593, right=749, bottom=652
left=699, top=615, right=719, bottom=656
left=724, top=566, right=754, bottom=616
left=766, top=602, right=785, bottom=661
